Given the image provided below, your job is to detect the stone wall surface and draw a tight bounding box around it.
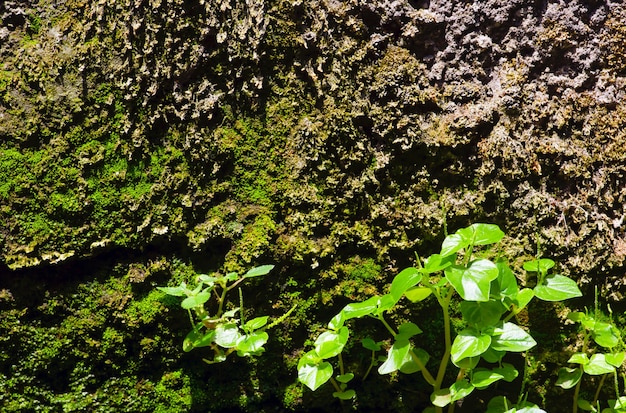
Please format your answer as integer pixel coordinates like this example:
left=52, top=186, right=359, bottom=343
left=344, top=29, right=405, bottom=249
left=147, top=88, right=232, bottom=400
left=1, top=0, right=626, bottom=411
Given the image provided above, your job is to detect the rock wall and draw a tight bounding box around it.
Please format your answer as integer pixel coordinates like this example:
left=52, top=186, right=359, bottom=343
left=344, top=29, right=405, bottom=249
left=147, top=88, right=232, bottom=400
left=1, top=0, right=626, bottom=411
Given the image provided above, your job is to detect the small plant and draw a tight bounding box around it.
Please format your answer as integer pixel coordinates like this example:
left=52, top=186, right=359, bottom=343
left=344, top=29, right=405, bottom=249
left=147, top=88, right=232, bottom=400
left=297, top=223, right=582, bottom=412
left=557, top=290, right=626, bottom=413
left=158, top=265, right=294, bottom=364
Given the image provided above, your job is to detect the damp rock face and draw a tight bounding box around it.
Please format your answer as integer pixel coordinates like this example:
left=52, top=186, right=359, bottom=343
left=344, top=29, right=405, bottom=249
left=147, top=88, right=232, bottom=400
left=1, top=0, right=626, bottom=410
left=2, top=0, right=623, bottom=294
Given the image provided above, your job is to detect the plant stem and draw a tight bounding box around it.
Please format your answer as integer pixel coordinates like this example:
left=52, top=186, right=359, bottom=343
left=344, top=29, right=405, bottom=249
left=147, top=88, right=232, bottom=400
left=338, top=353, right=345, bottom=376
left=593, top=373, right=607, bottom=406
left=329, top=377, right=342, bottom=393
left=363, top=350, right=375, bottom=381
left=217, top=285, right=228, bottom=317
left=434, top=288, right=454, bottom=392
left=572, top=367, right=582, bottom=413
left=378, top=314, right=398, bottom=337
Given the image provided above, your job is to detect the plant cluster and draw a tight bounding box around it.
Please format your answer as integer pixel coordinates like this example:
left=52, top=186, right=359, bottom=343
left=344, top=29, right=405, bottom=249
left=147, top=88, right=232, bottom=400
left=158, top=265, right=294, bottom=364
left=297, top=223, right=583, bottom=412
left=557, top=291, right=626, bottom=413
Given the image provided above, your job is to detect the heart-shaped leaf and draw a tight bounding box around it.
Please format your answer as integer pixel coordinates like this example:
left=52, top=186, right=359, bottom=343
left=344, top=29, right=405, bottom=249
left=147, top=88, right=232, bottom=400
left=445, top=259, right=499, bottom=301
left=315, top=327, right=349, bottom=359
left=236, top=331, right=268, bottom=355
left=523, top=258, right=555, bottom=273
left=336, top=373, right=354, bottom=383
left=451, top=329, right=491, bottom=363
left=584, top=353, right=615, bottom=375
left=214, top=323, right=241, bottom=348
left=361, top=338, right=382, bottom=352
left=441, top=233, right=468, bottom=257
left=471, top=368, right=504, bottom=388
left=457, top=223, right=505, bottom=246
left=534, top=274, right=582, bottom=301
left=556, top=367, right=582, bottom=389
left=390, top=267, right=422, bottom=302
left=490, top=322, right=536, bottom=352
left=298, top=361, right=333, bottom=391
left=460, top=301, right=506, bottom=329
left=332, top=389, right=356, bottom=400
left=181, top=289, right=212, bottom=309
left=422, top=254, right=456, bottom=273
left=404, top=286, right=433, bottom=303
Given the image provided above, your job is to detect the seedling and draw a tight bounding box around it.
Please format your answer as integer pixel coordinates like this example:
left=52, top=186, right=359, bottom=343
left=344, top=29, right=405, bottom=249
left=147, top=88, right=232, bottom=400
left=158, top=265, right=294, bottom=364
left=557, top=291, right=626, bottom=413
left=297, top=223, right=582, bottom=412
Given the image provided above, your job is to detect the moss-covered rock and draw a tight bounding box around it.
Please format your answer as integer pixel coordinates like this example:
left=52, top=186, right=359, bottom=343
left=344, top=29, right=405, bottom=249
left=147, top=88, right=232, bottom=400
left=2, top=0, right=626, bottom=411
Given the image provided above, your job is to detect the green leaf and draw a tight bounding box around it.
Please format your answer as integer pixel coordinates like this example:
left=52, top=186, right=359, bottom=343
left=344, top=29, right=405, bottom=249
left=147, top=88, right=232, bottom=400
left=244, top=265, right=274, bottom=278
left=490, top=322, right=537, bottom=352
left=405, top=286, right=432, bottom=303
left=523, top=258, right=555, bottom=273
left=336, top=373, right=354, bottom=383
left=422, top=253, right=456, bottom=273
left=244, top=316, right=269, bottom=331
left=481, top=347, right=505, bottom=363
left=378, top=340, right=409, bottom=375
left=298, top=361, right=333, bottom=391
left=513, top=288, right=535, bottom=311
left=556, top=367, right=583, bottom=389
left=584, top=354, right=615, bottom=375
left=390, top=267, right=422, bottom=302
left=332, top=389, right=356, bottom=400
left=181, top=290, right=212, bottom=309
left=609, top=397, right=626, bottom=411
left=314, top=327, right=349, bottom=359
left=214, top=323, right=241, bottom=348
left=577, top=399, right=595, bottom=411
left=431, top=388, right=451, bottom=407
left=451, top=381, right=475, bottom=403
left=568, top=311, right=587, bottom=323
left=298, top=349, right=321, bottom=367
left=494, top=363, right=519, bottom=382
left=399, top=347, right=429, bottom=374
left=236, top=331, right=268, bottom=356
left=375, top=294, right=396, bottom=314
left=445, top=259, right=499, bottom=301
left=471, top=368, right=504, bottom=388
left=460, top=301, right=506, bottom=329
left=454, top=356, right=480, bottom=370
left=534, top=274, right=582, bottom=301
left=329, top=296, right=381, bottom=329
left=362, top=338, right=382, bottom=351
left=451, top=329, right=491, bottom=363
left=157, top=286, right=186, bottom=296
left=493, top=260, right=519, bottom=299
left=397, top=322, right=422, bottom=340
left=606, top=352, right=625, bottom=367
left=378, top=340, right=429, bottom=375
left=183, top=326, right=215, bottom=352
left=568, top=352, right=590, bottom=365
left=224, top=272, right=239, bottom=281
left=592, top=322, right=621, bottom=348
left=441, top=233, right=468, bottom=257
left=457, top=223, right=505, bottom=246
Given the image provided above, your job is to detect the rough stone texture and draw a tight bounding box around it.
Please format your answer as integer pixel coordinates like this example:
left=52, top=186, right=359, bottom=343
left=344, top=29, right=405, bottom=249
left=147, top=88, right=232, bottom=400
left=1, top=0, right=626, bottom=411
